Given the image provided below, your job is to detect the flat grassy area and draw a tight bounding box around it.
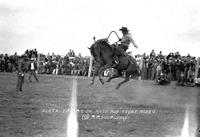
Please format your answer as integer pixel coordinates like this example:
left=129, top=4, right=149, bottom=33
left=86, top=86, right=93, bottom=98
left=0, top=73, right=199, bottom=137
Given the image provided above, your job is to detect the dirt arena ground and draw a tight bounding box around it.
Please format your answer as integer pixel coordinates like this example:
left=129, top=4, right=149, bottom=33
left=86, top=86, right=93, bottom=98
left=0, top=73, right=199, bottom=137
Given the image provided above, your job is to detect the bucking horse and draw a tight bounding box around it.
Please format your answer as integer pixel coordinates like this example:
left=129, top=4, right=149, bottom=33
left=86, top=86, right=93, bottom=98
left=88, top=36, right=140, bottom=89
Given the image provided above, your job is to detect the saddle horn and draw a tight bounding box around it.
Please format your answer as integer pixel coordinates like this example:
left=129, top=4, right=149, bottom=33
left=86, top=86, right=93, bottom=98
left=93, top=36, right=96, bottom=42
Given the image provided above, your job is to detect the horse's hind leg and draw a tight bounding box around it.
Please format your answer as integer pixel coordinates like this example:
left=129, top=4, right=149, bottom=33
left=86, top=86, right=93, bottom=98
left=116, top=73, right=130, bottom=89
left=106, top=70, right=122, bottom=83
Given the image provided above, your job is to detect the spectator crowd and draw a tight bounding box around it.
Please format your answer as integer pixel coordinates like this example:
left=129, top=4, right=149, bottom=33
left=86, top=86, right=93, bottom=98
left=0, top=48, right=199, bottom=86
left=0, top=49, right=90, bottom=76
left=37, top=50, right=89, bottom=76
left=140, top=50, right=199, bottom=86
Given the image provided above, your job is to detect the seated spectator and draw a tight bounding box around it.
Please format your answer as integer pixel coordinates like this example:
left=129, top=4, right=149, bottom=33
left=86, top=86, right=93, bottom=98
left=156, top=72, right=170, bottom=85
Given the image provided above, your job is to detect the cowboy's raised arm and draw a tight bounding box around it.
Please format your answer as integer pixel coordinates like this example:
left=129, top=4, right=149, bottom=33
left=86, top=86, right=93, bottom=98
left=127, top=34, right=138, bottom=48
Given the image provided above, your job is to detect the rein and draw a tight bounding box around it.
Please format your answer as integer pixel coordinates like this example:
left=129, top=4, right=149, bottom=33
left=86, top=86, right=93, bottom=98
left=107, top=31, right=120, bottom=41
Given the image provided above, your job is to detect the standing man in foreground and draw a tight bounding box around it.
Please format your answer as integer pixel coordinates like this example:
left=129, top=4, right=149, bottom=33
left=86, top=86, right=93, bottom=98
left=112, top=27, right=138, bottom=67
left=28, top=58, right=39, bottom=82
left=16, top=56, right=26, bottom=92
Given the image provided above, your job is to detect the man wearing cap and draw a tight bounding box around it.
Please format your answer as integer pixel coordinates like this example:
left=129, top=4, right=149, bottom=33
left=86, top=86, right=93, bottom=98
left=113, top=27, right=138, bottom=67
left=16, top=56, right=26, bottom=92
left=28, top=58, right=39, bottom=82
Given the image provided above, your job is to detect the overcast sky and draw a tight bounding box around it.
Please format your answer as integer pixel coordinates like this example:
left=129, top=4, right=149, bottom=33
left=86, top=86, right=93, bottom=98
left=0, top=0, right=200, bottom=57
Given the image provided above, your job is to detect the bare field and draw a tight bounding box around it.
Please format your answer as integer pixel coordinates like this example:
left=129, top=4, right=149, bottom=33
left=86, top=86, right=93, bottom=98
left=0, top=73, right=199, bottom=137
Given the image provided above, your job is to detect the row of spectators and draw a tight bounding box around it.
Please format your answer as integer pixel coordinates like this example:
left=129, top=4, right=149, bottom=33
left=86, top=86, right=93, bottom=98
left=37, top=52, right=89, bottom=76
left=0, top=49, right=199, bottom=86
left=0, top=53, right=18, bottom=72
left=0, top=49, right=90, bottom=76
left=25, top=49, right=38, bottom=59
left=0, top=49, right=39, bottom=73
left=140, top=49, right=199, bottom=86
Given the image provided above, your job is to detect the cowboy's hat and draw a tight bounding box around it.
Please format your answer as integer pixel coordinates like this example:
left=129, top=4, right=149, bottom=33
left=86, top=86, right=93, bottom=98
left=119, top=27, right=129, bottom=31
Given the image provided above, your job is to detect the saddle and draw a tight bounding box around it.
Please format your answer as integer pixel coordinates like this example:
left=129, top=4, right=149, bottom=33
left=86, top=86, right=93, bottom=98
left=112, top=45, right=135, bottom=64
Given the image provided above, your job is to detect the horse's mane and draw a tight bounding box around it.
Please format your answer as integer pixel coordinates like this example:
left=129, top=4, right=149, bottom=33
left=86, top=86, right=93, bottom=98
left=89, top=38, right=113, bottom=62
left=95, top=38, right=111, bottom=47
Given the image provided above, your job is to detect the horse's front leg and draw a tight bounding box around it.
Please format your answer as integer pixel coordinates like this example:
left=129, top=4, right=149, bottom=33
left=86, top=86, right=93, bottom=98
left=98, top=64, right=113, bottom=85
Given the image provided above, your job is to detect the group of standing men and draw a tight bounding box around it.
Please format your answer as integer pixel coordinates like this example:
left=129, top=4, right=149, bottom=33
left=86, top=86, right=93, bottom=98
left=16, top=56, right=39, bottom=92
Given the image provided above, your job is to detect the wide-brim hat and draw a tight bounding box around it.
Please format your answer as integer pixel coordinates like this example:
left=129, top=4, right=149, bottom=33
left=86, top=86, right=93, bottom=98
left=119, top=27, right=129, bottom=31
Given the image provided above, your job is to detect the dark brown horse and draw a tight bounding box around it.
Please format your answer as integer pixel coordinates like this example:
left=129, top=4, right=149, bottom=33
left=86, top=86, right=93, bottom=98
left=88, top=38, right=140, bottom=89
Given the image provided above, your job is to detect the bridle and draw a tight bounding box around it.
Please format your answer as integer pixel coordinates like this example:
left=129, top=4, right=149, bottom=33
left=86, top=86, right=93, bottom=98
left=93, top=37, right=101, bottom=62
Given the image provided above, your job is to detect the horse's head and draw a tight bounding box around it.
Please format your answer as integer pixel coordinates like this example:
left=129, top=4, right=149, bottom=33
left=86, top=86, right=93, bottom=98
left=88, top=38, right=110, bottom=63
left=88, top=43, right=101, bottom=62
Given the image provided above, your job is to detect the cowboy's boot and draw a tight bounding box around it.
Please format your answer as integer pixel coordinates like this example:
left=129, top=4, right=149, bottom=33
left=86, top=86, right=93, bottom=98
left=112, top=55, right=119, bottom=67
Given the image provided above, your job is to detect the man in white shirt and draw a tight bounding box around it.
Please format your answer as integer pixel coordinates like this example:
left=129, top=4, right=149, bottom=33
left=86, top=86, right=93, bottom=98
left=28, top=58, right=39, bottom=82
left=113, top=27, right=138, bottom=67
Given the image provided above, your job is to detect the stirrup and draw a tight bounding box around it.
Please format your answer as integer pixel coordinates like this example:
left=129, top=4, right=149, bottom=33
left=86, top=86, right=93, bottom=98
left=114, top=60, right=119, bottom=64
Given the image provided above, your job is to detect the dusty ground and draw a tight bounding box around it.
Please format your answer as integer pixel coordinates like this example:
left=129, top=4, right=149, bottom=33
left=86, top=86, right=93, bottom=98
left=0, top=73, right=199, bottom=137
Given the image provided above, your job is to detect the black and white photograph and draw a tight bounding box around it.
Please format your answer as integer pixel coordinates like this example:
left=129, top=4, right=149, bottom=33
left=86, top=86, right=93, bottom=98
left=0, top=0, right=200, bottom=137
